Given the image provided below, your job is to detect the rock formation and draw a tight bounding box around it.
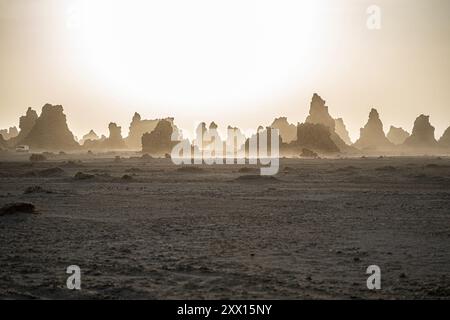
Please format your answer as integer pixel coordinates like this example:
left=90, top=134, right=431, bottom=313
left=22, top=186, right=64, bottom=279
left=438, top=126, right=450, bottom=148
left=80, top=130, right=100, bottom=146
left=226, top=125, right=246, bottom=156
left=83, top=123, right=125, bottom=150
left=0, top=202, right=37, bottom=216
left=190, top=122, right=224, bottom=158
left=353, top=108, right=393, bottom=151
left=126, top=113, right=159, bottom=149
left=103, top=123, right=126, bottom=149
left=20, top=104, right=79, bottom=150
left=244, top=126, right=281, bottom=157
left=403, top=115, right=438, bottom=148
left=387, top=126, right=410, bottom=145
left=300, top=148, right=319, bottom=158
left=193, top=122, right=208, bottom=149
left=305, top=93, right=350, bottom=151
left=295, top=123, right=340, bottom=153
left=19, top=108, right=38, bottom=136
left=334, top=118, right=352, bottom=145
left=10, top=126, right=19, bottom=138
left=270, top=117, right=297, bottom=143
left=142, top=119, right=178, bottom=155
left=10, top=107, right=38, bottom=146
left=0, top=127, right=19, bottom=140
left=306, top=93, right=336, bottom=129
left=207, top=122, right=223, bottom=153
left=126, top=113, right=181, bottom=149
left=0, top=134, right=6, bottom=149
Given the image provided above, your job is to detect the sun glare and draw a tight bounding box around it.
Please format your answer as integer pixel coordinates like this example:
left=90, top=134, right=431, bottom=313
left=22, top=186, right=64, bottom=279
left=68, top=0, right=327, bottom=112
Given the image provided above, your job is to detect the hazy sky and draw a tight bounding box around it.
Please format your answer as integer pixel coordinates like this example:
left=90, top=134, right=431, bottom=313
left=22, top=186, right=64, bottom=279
left=1, top=0, right=449, bottom=141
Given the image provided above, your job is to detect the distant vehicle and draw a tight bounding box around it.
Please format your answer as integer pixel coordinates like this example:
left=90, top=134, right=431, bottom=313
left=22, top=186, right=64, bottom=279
left=16, top=145, right=30, bottom=152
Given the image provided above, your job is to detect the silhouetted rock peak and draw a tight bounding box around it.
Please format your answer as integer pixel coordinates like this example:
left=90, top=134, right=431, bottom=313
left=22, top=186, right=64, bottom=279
left=304, top=93, right=352, bottom=151
left=271, top=117, right=297, bottom=143
left=404, top=114, right=438, bottom=147
left=20, top=104, right=78, bottom=150
left=88, top=129, right=97, bottom=136
left=306, top=93, right=335, bottom=130
left=80, top=130, right=100, bottom=145
left=22, top=107, right=39, bottom=126
left=439, top=126, right=450, bottom=147
left=109, top=123, right=122, bottom=140
left=13, top=107, right=38, bottom=144
left=334, top=118, right=352, bottom=145
left=132, top=112, right=141, bottom=122
left=369, top=108, right=379, bottom=120
left=387, top=126, right=410, bottom=145
left=354, top=108, right=392, bottom=150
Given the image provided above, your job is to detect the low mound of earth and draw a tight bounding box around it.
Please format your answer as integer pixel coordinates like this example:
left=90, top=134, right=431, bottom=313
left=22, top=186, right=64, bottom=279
left=22, top=167, right=66, bottom=178
left=176, top=166, right=206, bottom=173
left=74, top=172, right=95, bottom=180
left=375, top=165, right=397, bottom=172
left=24, top=186, right=53, bottom=194
left=235, top=175, right=279, bottom=182
left=237, top=167, right=260, bottom=174
left=38, top=167, right=66, bottom=177
left=121, top=174, right=134, bottom=181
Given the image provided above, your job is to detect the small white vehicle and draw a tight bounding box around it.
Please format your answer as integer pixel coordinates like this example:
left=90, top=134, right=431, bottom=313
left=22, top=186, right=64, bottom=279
left=16, top=145, right=30, bottom=153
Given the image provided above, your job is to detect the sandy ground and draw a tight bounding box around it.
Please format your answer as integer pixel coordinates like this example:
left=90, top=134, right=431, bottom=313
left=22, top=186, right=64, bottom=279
left=0, top=153, right=449, bottom=299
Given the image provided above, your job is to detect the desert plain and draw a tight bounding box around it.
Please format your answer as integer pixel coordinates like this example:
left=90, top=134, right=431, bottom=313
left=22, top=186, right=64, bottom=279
left=0, top=153, right=449, bottom=299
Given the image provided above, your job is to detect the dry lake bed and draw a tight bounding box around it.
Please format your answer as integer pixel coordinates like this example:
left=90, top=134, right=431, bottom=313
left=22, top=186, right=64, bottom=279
left=1, top=154, right=450, bottom=299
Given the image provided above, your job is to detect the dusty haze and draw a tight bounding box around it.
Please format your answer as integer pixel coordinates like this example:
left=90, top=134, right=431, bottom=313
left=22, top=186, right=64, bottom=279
left=0, top=0, right=449, bottom=141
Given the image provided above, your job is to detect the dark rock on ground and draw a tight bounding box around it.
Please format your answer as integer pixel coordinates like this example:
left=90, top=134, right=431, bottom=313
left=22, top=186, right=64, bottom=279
left=300, top=148, right=319, bottom=158
left=176, top=166, right=206, bottom=173
left=24, top=186, right=52, bottom=194
left=38, top=167, right=66, bottom=177
left=235, top=175, right=279, bottom=182
left=29, top=154, right=47, bottom=162
left=0, top=203, right=37, bottom=216
left=74, top=172, right=95, bottom=180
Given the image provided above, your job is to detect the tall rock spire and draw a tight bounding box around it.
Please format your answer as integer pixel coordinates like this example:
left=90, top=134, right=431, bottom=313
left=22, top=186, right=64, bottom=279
left=354, top=108, right=393, bottom=150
